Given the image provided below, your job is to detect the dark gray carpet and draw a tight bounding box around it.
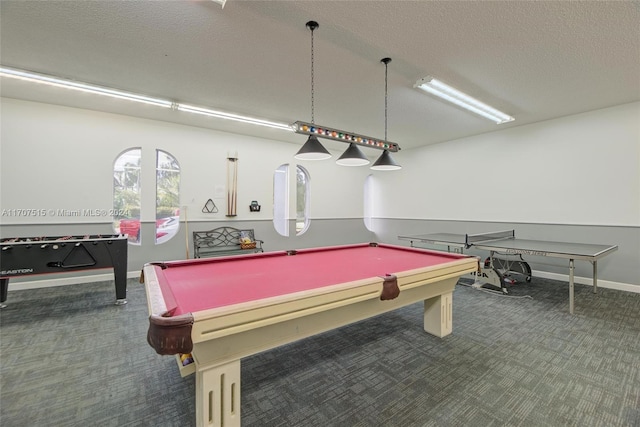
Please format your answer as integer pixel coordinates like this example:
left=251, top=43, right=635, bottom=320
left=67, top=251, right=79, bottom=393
left=1, top=276, right=638, bottom=426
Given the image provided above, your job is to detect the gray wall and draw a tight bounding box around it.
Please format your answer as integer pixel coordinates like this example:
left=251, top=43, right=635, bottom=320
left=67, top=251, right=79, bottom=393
left=374, top=219, right=638, bottom=289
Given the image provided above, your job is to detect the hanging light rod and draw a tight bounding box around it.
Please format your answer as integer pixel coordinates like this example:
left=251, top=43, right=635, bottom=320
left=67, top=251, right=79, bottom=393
left=371, top=57, right=401, bottom=171
left=295, top=21, right=333, bottom=161
left=414, top=76, right=514, bottom=124
left=293, top=121, right=400, bottom=153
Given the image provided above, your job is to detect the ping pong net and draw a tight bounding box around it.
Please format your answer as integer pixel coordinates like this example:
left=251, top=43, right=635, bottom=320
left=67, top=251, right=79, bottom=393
left=465, top=230, right=515, bottom=247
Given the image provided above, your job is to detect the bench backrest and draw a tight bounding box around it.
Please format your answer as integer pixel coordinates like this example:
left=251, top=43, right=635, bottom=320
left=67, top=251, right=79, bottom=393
left=193, top=227, right=257, bottom=257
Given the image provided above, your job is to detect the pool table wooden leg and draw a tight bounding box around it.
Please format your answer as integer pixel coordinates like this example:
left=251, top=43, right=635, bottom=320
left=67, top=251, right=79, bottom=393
left=196, top=360, right=241, bottom=427
left=423, top=292, right=453, bottom=338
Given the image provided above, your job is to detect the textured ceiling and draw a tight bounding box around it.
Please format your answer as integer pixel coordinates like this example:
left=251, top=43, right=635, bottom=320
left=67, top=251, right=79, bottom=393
left=1, top=1, right=639, bottom=153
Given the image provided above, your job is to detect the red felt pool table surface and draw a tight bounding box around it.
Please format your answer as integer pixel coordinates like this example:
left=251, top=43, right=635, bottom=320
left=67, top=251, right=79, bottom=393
left=151, top=243, right=470, bottom=315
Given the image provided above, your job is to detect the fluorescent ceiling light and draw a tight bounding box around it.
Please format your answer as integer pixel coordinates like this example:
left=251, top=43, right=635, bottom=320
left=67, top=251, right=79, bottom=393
left=0, top=66, right=293, bottom=131
left=414, top=77, right=514, bottom=124
left=177, top=104, right=292, bottom=131
left=0, top=67, right=174, bottom=108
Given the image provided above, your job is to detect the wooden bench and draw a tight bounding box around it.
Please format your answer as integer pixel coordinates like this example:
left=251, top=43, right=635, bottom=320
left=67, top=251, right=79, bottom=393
left=193, top=226, right=264, bottom=258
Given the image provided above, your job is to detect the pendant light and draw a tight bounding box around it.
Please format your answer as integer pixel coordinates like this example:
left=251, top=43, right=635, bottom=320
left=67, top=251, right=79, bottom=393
left=371, top=149, right=401, bottom=170
left=371, top=58, right=401, bottom=171
left=295, top=21, right=331, bottom=161
left=336, top=143, right=370, bottom=166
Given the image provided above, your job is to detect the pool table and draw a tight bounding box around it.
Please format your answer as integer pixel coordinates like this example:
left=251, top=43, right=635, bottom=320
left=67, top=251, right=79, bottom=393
left=142, top=242, right=478, bottom=427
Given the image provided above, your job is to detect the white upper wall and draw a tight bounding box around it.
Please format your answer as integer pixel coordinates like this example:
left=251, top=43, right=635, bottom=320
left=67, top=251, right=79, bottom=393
left=373, top=102, right=640, bottom=226
left=1, top=99, right=638, bottom=228
left=0, top=98, right=373, bottom=225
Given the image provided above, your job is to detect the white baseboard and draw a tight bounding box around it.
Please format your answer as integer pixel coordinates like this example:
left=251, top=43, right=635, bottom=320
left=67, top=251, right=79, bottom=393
left=6, top=271, right=141, bottom=291
left=532, top=270, right=640, bottom=294
left=6, top=269, right=639, bottom=295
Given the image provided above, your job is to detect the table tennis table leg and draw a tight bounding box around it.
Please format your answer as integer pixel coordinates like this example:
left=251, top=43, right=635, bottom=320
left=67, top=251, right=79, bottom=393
left=569, top=259, right=575, bottom=315
left=592, top=261, right=598, bottom=294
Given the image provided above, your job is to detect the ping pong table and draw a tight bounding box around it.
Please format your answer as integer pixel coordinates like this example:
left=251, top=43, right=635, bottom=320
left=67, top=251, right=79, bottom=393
left=398, top=230, right=618, bottom=314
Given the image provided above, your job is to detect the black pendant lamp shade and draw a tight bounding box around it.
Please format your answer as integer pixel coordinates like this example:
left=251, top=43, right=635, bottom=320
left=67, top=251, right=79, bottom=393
left=336, top=143, right=370, bottom=166
left=295, top=134, right=332, bottom=160
left=371, top=150, right=401, bottom=171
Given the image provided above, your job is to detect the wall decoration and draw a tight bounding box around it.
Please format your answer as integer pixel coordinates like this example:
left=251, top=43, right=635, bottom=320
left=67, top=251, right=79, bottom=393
left=249, top=201, right=261, bottom=212
left=202, top=199, right=219, bottom=213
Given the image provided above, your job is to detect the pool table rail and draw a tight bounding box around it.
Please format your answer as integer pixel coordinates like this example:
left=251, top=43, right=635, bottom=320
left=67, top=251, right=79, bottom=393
left=190, top=258, right=478, bottom=367
left=142, top=255, right=478, bottom=361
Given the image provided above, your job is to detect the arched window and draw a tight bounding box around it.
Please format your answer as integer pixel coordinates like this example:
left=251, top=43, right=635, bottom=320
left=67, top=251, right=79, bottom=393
left=296, top=165, right=310, bottom=235
left=273, top=164, right=310, bottom=236
left=155, top=150, right=181, bottom=244
left=273, top=164, right=289, bottom=236
left=113, top=148, right=142, bottom=244
left=364, top=174, right=374, bottom=231
left=113, top=148, right=181, bottom=245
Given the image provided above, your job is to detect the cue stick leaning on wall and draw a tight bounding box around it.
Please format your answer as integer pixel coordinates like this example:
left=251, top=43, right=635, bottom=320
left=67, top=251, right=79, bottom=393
left=226, top=154, right=238, bottom=217
left=183, top=205, right=189, bottom=259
